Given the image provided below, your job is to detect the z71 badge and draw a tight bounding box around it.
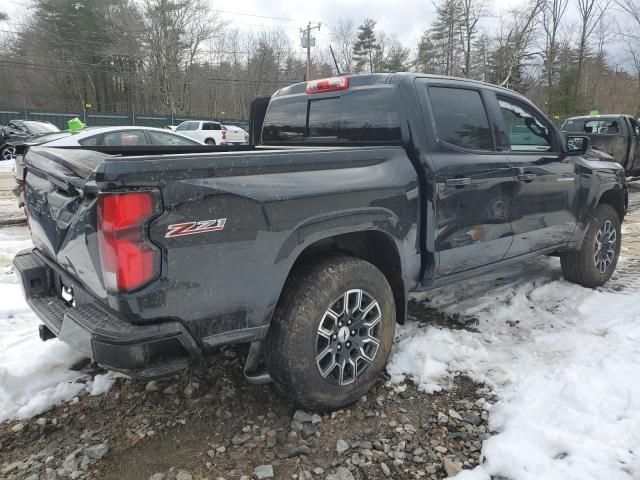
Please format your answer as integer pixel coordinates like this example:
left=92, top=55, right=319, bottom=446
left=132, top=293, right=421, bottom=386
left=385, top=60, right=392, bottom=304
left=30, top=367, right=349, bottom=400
left=165, top=218, right=227, bottom=238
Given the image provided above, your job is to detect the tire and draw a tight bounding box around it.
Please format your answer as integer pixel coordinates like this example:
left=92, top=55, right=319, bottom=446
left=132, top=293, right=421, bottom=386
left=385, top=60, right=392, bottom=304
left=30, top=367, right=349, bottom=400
left=1, top=145, right=16, bottom=161
left=204, top=138, right=216, bottom=145
left=266, top=256, right=396, bottom=411
left=560, top=204, right=621, bottom=288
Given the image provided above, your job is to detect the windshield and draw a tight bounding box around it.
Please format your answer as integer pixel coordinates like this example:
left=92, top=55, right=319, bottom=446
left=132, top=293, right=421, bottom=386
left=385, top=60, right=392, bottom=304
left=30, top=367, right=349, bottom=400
left=25, top=122, right=60, bottom=134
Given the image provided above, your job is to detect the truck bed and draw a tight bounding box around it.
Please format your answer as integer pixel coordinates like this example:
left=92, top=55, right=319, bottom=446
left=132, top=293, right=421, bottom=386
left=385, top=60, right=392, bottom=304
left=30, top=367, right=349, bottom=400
left=22, top=143, right=417, bottom=312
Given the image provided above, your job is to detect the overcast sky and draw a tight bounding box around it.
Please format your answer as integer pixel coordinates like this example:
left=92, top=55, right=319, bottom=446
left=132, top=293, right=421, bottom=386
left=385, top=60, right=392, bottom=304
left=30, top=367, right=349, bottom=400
left=1, top=0, right=630, bottom=65
left=2, top=0, right=525, bottom=47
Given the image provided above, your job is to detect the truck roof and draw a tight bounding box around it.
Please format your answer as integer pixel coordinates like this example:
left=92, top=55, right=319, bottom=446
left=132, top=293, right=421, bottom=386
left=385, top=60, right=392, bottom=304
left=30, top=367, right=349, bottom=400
left=274, top=72, right=523, bottom=99
left=565, top=114, right=634, bottom=121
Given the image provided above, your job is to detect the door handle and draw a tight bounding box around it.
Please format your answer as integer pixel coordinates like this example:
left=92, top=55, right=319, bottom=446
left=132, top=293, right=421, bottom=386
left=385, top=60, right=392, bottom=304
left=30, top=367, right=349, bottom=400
left=445, top=177, right=471, bottom=187
left=517, top=173, right=536, bottom=182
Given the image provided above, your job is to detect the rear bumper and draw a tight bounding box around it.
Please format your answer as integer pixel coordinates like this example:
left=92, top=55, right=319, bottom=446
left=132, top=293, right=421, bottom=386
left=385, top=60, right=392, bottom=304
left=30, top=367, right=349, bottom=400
left=13, top=249, right=201, bottom=379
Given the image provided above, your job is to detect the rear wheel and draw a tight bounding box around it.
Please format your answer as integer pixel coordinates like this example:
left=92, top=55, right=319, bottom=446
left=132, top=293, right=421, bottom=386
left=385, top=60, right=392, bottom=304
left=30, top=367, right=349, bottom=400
left=204, top=138, right=216, bottom=145
left=1, top=145, right=16, bottom=161
left=560, top=204, right=621, bottom=287
left=266, top=256, right=395, bottom=411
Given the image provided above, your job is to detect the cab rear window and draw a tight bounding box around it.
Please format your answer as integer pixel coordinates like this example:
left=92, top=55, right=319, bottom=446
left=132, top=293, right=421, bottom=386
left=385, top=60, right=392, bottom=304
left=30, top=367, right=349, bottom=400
left=262, top=89, right=402, bottom=144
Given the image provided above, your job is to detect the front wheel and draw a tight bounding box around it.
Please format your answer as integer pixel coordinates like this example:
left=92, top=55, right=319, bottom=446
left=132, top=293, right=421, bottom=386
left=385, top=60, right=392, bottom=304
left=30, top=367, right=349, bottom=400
left=560, top=204, right=621, bottom=287
left=266, top=256, right=395, bottom=411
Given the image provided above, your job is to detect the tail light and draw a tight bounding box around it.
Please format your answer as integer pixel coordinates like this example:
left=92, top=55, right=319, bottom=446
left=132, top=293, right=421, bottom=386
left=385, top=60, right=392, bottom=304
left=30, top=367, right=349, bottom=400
left=222, top=130, right=227, bottom=141
left=98, top=191, right=160, bottom=292
left=306, top=76, right=349, bottom=94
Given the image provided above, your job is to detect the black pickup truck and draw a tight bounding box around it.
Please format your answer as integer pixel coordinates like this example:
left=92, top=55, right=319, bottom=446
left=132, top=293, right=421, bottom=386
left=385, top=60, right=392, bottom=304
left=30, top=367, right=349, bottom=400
left=14, top=74, right=627, bottom=410
left=562, top=114, right=640, bottom=176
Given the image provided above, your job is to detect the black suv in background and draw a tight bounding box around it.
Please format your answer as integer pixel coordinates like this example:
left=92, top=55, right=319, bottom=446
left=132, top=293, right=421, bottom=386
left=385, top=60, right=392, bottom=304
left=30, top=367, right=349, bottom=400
left=562, top=114, right=640, bottom=176
left=14, top=74, right=627, bottom=410
left=0, top=120, right=60, bottom=161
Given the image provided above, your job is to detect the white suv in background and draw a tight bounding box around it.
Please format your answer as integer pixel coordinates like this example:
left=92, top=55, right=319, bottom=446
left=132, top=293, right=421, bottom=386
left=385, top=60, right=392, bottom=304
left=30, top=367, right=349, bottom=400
left=175, top=121, right=247, bottom=145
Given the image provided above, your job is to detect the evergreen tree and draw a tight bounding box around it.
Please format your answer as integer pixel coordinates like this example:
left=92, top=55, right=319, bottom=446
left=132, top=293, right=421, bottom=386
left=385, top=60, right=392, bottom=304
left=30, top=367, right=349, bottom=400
left=380, top=39, right=410, bottom=72
left=429, top=0, right=463, bottom=76
left=415, top=31, right=439, bottom=73
left=352, top=19, right=380, bottom=73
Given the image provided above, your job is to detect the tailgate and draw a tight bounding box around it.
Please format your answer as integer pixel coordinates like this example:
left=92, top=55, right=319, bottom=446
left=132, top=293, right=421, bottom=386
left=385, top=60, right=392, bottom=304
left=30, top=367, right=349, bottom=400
left=23, top=147, right=109, bottom=300
left=225, top=129, right=246, bottom=143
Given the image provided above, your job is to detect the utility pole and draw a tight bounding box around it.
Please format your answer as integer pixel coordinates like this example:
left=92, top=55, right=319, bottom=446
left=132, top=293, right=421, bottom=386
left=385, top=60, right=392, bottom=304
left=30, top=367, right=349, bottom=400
left=301, top=22, right=321, bottom=81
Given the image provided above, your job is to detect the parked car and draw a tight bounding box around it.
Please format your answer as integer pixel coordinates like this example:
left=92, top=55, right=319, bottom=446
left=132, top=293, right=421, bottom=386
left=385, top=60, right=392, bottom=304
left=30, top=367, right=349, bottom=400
left=11, top=126, right=204, bottom=203
left=562, top=114, right=640, bottom=176
left=222, top=124, right=249, bottom=144
left=175, top=120, right=245, bottom=145
left=165, top=125, right=178, bottom=131
left=24, top=125, right=204, bottom=147
left=0, top=120, right=60, bottom=160
left=13, top=73, right=627, bottom=410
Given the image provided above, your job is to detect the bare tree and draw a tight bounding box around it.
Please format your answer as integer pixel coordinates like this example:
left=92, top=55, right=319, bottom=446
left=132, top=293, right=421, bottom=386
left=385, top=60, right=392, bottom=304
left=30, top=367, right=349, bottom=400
left=616, top=0, right=640, bottom=111
left=541, top=0, right=569, bottom=92
left=575, top=0, right=612, bottom=96
left=459, top=0, right=487, bottom=77
left=143, top=0, right=225, bottom=114
left=330, top=19, right=356, bottom=73
left=492, top=0, right=545, bottom=88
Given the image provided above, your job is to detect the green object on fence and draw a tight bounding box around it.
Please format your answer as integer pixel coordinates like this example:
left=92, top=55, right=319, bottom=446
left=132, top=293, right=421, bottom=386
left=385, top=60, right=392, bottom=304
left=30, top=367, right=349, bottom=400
left=67, top=117, right=86, bottom=132
left=589, top=109, right=600, bottom=116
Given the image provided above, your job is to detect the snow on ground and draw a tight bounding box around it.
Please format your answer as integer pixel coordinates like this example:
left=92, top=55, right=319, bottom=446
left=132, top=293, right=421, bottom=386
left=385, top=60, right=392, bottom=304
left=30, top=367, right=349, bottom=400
left=388, top=255, right=640, bottom=480
left=0, top=159, right=15, bottom=172
left=0, top=227, right=116, bottom=422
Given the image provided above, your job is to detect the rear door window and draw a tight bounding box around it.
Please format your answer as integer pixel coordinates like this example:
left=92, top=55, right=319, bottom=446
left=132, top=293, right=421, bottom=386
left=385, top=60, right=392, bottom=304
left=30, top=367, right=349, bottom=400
left=427, top=86, right=494, bottom=151
left=148, top=130, right=199, bottom=145
left=262, top=89, right=402, bottom=144
left=78, top=135, right=99, bottom=146
left=203, top=122, right=221, bottom=131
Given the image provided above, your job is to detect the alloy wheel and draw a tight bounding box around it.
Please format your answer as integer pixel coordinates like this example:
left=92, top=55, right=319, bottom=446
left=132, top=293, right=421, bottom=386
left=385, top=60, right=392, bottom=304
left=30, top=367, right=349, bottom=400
left=315, top=289, right=382, bottom=386
left=594, top=220, right=617, bottom=273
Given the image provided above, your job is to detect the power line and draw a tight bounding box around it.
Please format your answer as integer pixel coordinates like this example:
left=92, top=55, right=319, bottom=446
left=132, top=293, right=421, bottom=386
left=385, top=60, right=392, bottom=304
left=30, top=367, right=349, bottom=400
left=218, top=10, right=307, bottom=22
left=0, top=59, right=304, bottom=85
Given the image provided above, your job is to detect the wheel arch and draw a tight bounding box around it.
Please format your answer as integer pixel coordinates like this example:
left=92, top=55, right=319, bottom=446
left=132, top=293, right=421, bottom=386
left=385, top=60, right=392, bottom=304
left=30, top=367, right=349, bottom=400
left=275, top=230, right=407, bottom=328
left=598, top=187, right=627, bottom=222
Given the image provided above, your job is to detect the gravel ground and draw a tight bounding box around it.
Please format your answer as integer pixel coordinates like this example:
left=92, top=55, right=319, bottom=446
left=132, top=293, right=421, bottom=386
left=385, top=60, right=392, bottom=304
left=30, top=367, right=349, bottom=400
left=1, top=182, right=639, bottom=480
left=0, top=336, right=493, bottom=480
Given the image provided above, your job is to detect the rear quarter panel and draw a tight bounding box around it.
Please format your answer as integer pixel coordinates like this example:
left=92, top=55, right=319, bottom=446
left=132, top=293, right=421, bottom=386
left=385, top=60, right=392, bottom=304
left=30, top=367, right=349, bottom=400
left=125, top=147, right=421, bottom=348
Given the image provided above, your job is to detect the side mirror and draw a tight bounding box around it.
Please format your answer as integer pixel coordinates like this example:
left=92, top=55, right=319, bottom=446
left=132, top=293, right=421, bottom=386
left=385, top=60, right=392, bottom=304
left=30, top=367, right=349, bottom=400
left=566, top=135, right=592, bottom=155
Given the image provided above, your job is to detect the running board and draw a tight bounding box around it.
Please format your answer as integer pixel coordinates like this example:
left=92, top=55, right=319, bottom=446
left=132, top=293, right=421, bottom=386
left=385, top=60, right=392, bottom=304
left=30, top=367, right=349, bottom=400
left=243, top=341, right=272, bottom=385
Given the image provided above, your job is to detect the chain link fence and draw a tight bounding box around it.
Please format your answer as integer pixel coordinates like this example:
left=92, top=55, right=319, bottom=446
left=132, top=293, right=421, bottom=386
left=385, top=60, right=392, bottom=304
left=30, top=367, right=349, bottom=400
left=0, top=108, right=247, bottom=130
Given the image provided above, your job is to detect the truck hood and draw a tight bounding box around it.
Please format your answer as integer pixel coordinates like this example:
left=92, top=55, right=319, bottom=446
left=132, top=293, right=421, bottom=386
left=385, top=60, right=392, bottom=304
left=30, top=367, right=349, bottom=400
left=585, top=147, right=615, bottom=162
